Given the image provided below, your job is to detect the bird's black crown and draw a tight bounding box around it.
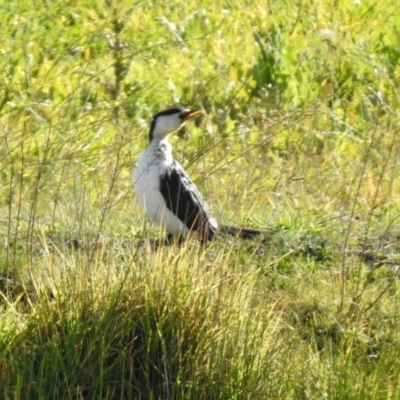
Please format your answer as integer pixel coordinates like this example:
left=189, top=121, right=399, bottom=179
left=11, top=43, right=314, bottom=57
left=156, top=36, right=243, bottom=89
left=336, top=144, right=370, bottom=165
left=149, top=107, right=186, bottom=142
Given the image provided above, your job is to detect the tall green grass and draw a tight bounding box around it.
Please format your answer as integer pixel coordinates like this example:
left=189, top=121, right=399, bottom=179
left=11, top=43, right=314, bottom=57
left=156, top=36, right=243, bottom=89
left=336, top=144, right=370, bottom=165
left=1, top=0, right=400, bottom=398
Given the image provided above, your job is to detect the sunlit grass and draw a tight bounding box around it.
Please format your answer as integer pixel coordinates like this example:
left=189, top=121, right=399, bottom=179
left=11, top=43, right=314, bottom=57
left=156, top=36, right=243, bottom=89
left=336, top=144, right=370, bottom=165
left=1, top=0, right=400, bottom=398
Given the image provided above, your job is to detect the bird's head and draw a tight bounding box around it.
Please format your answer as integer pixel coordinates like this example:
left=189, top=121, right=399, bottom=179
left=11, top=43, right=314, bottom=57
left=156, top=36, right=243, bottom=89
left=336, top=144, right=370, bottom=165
left=149, top=107, right=204, bottom=142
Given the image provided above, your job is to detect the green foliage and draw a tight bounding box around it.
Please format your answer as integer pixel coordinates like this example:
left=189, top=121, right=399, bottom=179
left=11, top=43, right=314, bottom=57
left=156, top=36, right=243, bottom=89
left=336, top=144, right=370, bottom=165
left=1, top=0, right=400, bottom=398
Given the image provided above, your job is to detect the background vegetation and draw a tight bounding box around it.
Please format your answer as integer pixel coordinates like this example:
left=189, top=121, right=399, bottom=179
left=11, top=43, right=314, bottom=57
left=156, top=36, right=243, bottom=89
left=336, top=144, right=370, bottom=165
left=1, top=0, right=400, bottom=398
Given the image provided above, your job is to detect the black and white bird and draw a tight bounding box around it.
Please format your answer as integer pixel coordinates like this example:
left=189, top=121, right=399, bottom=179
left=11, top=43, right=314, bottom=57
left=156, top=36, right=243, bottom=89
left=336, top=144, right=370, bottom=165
left=133, top=107, right=261, bottom=242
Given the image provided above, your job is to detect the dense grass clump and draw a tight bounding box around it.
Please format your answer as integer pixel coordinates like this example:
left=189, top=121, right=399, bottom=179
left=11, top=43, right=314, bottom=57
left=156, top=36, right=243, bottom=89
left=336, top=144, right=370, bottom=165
left=1, top=245, right=283, bottom=398
left=1, top=0, right=400, bottom=398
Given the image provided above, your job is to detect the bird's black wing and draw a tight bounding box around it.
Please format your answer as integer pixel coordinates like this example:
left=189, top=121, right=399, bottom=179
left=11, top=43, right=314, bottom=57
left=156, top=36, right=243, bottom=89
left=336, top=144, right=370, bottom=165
left=159, top=160, right=217, bottom=240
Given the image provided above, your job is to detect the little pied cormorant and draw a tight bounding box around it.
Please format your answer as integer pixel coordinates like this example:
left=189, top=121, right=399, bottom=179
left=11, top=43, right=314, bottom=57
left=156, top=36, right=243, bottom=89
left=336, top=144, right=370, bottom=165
left=133, top=107, right=261, bottom=242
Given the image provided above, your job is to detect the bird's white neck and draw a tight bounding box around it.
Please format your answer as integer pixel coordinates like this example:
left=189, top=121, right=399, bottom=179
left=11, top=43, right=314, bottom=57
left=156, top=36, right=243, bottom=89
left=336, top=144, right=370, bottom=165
left=149, top=135, right=170, bottom=147
left=147, top=136, right=173, bottom=160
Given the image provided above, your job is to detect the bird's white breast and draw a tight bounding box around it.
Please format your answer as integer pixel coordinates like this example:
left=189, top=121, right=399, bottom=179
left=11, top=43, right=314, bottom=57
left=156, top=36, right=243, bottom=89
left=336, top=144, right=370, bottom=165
left=133, top=140, right=189, bottom=236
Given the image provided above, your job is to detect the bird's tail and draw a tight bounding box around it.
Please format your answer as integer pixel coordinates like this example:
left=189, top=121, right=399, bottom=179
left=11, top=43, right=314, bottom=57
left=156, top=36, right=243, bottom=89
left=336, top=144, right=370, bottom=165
left=220, top=225, right=263, bottom=239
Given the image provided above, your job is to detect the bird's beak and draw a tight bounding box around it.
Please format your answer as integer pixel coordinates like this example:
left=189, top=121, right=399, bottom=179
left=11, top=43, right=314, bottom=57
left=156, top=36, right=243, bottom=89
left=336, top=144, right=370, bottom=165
left=180, top=109, right=204, bottom=122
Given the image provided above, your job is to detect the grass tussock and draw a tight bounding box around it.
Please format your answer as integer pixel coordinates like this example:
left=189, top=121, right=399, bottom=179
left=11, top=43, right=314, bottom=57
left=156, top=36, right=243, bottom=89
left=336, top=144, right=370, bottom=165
left=1, top=0, right=400, bottom=398
left=1, top=243, right=282, bottom=398
left=1, top=239, right=400, bottom=398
